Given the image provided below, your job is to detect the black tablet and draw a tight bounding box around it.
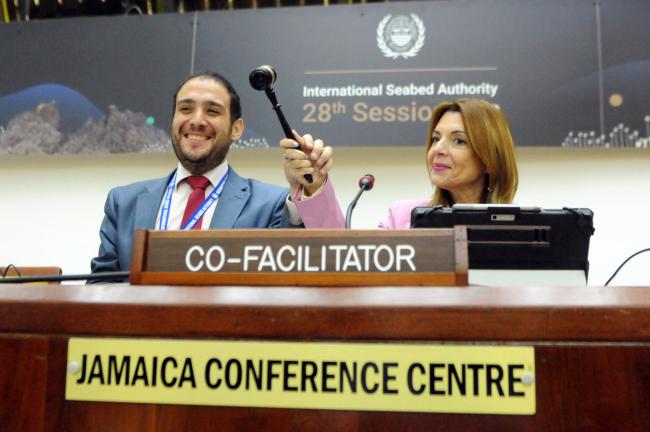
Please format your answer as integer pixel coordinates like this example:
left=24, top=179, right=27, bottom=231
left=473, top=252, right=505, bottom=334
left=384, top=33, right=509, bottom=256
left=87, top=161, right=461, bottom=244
left=411, top=205, right=595, bottom=274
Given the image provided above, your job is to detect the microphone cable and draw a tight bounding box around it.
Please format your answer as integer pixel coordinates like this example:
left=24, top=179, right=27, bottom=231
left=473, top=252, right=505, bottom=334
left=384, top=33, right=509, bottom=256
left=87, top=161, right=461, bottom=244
left=0, top=271, right=130, bottom=284
left=604, top=248, right=650, bottom=286
left=1, top=264, right=21, bottom=278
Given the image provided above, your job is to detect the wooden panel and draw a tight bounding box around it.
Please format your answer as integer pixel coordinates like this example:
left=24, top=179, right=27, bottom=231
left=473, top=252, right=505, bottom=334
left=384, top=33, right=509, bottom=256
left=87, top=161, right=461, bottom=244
left=4, top=338, right=649, bottom=431
left=0, top=335, right=49, bottom=432
left=135, top=271, right=461, bottom=287
left=0, top=284, right=649, bottom=430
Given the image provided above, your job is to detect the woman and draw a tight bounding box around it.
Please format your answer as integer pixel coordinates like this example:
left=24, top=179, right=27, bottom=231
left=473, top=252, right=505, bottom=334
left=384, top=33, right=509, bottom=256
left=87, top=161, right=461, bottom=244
left=379, top=98, right=518, bottom=229
left=283, top=98, right=518, bottom=229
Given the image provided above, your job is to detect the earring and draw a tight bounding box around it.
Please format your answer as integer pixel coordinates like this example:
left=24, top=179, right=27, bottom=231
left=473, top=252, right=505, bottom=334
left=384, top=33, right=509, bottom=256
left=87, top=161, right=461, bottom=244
left=484, top=173, right=491, bottom=194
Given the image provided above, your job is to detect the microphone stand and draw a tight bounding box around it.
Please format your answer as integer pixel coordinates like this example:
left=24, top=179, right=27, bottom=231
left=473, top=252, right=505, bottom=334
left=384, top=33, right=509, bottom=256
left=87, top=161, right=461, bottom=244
left=346, top=176, right=374, bottom=229
left=345, top=188, right=366, bottom=229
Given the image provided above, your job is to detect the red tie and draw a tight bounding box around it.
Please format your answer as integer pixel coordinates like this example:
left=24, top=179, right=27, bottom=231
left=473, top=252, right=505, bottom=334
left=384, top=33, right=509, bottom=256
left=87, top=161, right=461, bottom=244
left=181, top=176, right=211, bottom=230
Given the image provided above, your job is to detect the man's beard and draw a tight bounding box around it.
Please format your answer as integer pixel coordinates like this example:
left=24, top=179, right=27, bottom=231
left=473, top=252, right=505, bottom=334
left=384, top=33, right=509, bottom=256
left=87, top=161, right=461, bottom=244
left=171, top=132, right=232, bottom=175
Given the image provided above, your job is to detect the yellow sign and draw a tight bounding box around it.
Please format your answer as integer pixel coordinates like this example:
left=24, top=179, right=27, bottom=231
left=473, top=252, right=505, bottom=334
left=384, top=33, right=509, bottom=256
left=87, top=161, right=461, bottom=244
left=66, top=338, right=535, bottom=415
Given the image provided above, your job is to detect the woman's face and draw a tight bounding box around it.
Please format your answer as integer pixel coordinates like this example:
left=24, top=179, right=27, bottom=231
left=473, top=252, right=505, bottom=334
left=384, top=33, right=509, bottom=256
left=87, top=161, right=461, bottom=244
left=427, top=111, right=486, bottom=203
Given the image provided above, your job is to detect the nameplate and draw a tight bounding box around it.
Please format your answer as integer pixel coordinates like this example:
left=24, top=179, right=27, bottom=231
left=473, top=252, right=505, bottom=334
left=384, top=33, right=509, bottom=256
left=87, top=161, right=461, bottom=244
left=66, top=338, right=535, bottom=415
left=129, top=228, right=468, bottom=286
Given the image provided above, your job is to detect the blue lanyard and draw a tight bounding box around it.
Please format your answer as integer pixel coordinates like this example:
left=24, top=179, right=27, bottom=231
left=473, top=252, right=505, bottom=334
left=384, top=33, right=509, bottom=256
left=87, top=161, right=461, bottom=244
left=157, top=168, right=230, bottom=230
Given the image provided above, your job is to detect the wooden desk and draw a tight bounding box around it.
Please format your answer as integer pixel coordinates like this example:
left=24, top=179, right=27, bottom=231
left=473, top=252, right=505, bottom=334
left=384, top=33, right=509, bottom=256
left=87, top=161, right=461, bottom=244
left=1, top=284, right=649, bottom=431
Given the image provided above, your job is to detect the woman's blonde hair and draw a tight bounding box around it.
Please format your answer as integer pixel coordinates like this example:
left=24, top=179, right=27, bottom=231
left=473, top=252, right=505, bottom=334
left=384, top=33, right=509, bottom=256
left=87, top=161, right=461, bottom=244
left=426, top=98, right=518, bottom=206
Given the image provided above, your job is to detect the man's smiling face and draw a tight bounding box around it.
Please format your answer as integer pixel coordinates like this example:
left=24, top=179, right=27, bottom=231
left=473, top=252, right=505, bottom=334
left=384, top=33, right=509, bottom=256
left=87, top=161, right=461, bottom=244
left=171, top=76, right=243, bottom=175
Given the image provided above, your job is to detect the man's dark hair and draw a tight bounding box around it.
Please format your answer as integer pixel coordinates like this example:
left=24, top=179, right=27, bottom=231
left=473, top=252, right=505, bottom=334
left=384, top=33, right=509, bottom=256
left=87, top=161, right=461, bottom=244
left=172, top=71, right=242, bottom=121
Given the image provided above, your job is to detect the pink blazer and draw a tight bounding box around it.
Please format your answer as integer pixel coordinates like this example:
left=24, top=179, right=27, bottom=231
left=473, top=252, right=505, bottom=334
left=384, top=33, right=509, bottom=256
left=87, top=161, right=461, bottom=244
left=294, top=179, right=430, bottom=230
left=377, top=198, right=431, bottom=230
left=293, top=179, right=345, bottom=228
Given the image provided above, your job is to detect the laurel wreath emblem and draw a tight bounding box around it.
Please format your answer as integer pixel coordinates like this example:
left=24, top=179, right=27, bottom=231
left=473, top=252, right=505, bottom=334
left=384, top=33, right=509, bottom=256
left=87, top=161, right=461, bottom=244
left=377, top=14, right=425, bottom=59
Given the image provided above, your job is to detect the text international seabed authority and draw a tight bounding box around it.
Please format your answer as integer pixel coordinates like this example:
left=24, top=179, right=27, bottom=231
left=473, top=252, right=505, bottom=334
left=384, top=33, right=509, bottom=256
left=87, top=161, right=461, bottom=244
left=303, top=82, right=499, bottom=98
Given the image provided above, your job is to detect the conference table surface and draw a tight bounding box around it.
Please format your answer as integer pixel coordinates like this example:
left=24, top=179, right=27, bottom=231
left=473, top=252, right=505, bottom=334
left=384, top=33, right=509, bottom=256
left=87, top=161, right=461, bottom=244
left=0, top=284, right=650, bottom=341
left=0, top=283, right=649, bottom=340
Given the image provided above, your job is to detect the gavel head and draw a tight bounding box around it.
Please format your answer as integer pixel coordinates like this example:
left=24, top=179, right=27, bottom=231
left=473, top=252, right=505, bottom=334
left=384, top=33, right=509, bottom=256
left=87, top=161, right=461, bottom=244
left=249, top=65, right=277, bottom=91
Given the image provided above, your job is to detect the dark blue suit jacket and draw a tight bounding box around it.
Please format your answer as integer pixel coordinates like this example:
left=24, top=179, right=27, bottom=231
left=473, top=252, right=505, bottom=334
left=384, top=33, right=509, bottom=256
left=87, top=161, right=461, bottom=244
left=90, top=168, right=294, bottom=280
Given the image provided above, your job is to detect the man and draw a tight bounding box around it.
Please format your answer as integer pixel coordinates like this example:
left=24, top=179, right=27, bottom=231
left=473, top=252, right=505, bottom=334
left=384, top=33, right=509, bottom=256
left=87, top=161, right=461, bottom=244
left=90, top=71, right=340, bottom=280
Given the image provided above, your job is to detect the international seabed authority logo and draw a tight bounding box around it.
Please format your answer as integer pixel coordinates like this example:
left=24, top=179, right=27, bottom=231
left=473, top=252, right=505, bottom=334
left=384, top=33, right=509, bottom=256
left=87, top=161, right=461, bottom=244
left=377, top=14, right=425, bottom=59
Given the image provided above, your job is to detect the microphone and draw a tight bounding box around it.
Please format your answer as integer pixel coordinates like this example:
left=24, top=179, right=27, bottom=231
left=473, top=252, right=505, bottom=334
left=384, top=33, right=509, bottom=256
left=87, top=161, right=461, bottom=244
left=249, top=65, right=312, bottom=184
left=0, top=271, right=130, bottom=284
left=345, top=174, right=375, bottom=229
left=358, top=174, right=375, bottom=191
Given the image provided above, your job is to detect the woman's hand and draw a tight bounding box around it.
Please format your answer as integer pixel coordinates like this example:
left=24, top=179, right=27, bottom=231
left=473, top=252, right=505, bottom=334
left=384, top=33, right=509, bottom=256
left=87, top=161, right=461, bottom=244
left=281, top=130, right=333, bottom=197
